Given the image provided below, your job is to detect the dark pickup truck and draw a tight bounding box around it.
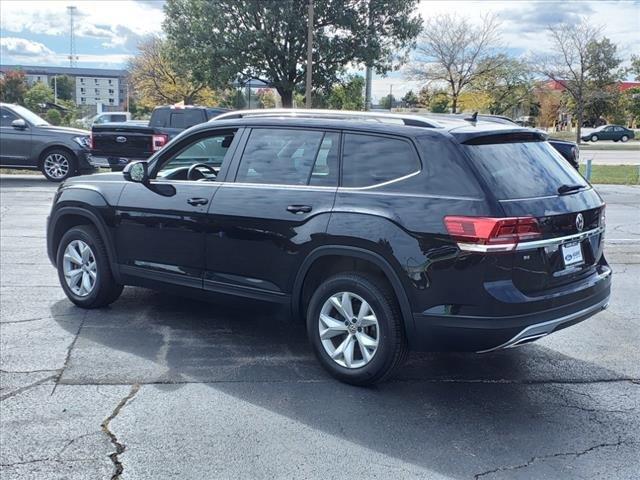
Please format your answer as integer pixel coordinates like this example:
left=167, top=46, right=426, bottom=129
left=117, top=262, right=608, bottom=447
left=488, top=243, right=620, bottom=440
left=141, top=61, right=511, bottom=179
left=89, top=105, right=228, bottom=170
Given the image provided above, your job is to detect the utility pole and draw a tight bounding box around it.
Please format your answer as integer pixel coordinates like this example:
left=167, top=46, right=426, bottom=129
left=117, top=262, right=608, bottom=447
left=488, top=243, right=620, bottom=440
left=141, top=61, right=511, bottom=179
left=364, top=0, right=373, bottom=111
left=67, top=6, right=77, bottom=68
left=305, top=0, right=314, bottom=108
left=389, top=84, right=393, bottom=111
left=53, top=76, right=58, bottom=103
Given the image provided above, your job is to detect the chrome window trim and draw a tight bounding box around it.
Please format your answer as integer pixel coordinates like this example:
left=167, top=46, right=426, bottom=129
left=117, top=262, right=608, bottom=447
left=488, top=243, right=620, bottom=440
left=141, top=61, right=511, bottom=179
left=457, top=226, right=604, bottom=253
left=338, top=169, right=422, bottom=191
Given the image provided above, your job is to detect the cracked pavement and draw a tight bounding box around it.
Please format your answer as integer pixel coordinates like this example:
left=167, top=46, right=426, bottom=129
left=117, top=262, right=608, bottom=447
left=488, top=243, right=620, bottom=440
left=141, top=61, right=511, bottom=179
left=1, top=176, right=639, bottom=479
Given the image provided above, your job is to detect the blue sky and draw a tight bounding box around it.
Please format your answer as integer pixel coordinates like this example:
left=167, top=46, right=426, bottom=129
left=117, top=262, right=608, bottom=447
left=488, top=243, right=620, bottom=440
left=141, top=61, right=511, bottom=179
left=1, top=0, right=638, bottom=100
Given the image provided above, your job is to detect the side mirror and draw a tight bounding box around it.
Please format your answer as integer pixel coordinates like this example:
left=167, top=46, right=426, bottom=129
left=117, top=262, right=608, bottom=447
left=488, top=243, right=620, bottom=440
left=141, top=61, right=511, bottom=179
left=11, top=119, right=27, bottom=130
left=123, top=161, right=148, bottom=183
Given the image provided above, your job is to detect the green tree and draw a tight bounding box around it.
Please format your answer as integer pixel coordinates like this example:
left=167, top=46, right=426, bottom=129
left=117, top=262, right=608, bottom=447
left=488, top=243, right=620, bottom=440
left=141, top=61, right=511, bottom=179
left=24, top=82, right=54, bottom=112
left=379, top=93, right=396, bottom=109
left=401, top=90, right=418, bottom=108
left=49, top=75, right=75, bottom=101
left=472, top=56, right=535, bottom=116
left=629, top=55, right=640, bottom=81
left=327, top=75, right=365, bottom=110
left=164, top=0, right=422, bottom=107
left=416, top=86, right=430, bottom=107
left=45, top=109, right=62, bottom=125
left=0, top=70, right=28, bottom=104
left=582, top=38, right=625, bottom=125
left=429, top=91, right=449, bottom=113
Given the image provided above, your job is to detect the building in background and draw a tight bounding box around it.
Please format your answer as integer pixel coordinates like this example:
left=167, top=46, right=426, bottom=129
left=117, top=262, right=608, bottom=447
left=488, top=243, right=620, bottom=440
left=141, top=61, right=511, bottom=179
left=0, top=65, right=128, bottom=110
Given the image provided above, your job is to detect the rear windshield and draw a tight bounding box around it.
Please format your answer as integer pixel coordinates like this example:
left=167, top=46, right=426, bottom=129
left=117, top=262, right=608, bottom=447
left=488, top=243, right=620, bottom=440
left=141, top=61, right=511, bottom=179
left=464, top=140, right=588, bottom=200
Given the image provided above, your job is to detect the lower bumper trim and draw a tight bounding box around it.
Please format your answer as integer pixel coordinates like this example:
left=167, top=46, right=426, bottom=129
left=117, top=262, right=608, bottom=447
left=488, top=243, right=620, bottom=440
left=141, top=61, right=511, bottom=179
left=476, top=295, right=610, bottom=353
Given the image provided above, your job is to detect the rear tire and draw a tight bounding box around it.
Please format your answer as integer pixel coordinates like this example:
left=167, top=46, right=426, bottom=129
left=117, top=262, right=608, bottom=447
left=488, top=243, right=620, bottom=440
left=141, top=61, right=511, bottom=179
left=306, top=272, right=407, bottom=385
left=41, top=149, right=76, bottom=182
left=590, top=135, right=599, bottom=142
left=56, top=225, right=123, bottom=308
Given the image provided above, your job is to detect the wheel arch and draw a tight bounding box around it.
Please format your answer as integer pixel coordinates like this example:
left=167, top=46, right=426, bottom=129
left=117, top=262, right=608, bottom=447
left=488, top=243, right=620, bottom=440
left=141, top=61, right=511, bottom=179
left=292, top=246, right=415, bottom=338
left=48, top=206, right=120, bottom=282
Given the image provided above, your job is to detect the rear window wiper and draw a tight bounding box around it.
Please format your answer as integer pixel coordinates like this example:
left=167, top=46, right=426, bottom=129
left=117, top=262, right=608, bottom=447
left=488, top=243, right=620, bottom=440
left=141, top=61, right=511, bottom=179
left=557, top=184, right=585, bottom=195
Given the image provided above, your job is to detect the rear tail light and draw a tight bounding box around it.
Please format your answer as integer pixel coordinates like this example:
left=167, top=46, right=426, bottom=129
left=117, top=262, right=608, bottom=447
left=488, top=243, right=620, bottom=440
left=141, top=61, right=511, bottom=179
left=444, top=216, right=541, bottom=252
left=152, top=134, right=168, bottom=152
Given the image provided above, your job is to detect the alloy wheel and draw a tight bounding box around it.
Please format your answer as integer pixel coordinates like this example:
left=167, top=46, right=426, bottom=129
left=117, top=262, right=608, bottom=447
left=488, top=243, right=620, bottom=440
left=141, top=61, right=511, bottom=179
left=63, top=240, right=97, bottom=296
left=44, top=153, right=70, bottom=180
left=318, top=291, right=379, bottom=369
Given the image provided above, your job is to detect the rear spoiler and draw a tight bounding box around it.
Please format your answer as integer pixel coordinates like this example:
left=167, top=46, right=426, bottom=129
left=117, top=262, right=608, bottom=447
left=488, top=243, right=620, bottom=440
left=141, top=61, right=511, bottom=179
left=454, top=129, right=549, bottom=145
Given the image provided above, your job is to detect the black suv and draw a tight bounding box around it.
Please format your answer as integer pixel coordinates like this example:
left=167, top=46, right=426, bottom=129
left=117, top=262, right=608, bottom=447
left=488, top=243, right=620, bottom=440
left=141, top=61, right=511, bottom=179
left=47, top=111, right=611, bottom=385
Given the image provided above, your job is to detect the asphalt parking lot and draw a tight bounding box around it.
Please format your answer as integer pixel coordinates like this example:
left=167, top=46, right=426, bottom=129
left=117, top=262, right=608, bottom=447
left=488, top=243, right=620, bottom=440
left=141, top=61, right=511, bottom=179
left=1, top=175, right=639, bottom=480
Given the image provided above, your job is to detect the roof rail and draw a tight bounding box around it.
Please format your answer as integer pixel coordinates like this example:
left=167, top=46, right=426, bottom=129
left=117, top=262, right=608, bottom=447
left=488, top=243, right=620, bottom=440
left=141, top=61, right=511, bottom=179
left=210, top=109, right=443, bottom=128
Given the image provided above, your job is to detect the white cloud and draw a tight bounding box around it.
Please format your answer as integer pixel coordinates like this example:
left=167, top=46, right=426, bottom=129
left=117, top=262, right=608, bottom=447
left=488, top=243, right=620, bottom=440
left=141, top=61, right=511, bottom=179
left=0, top=37, right=54, bottom=59
left=0, top=0, right=163, bottom=51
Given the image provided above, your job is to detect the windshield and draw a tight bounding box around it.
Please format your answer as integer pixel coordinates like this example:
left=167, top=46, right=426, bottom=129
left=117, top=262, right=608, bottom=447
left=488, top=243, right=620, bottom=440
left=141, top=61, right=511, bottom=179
left=464, top=140, right=588, bottom=200
left=11, top=104, right=49, bottom=126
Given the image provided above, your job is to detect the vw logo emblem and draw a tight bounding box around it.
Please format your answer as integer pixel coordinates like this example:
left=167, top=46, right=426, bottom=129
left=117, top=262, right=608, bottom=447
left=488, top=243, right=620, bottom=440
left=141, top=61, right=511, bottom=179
left=115, top=136, right=127, bottom=143
left=575, top=213, right=584, bottom=232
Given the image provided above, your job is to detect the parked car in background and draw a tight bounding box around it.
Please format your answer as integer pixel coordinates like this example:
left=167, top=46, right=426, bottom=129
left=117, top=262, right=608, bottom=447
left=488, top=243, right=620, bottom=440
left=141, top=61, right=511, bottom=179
left=89, top=105, right=229, bottom=170
left=79, top=111, right=132, bottom=129
left=47, top=111, right=610, bottom=385
left=0, top=103, right=94, bottom=181
left=581, top=125, right=635, bottom=142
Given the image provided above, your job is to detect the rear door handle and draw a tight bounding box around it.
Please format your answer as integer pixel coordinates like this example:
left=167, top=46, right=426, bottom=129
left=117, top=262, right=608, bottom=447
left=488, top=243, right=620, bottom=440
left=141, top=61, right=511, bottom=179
left=287, top=204, right=312, bottom=214
left=187, top=197, right=209, bottom=206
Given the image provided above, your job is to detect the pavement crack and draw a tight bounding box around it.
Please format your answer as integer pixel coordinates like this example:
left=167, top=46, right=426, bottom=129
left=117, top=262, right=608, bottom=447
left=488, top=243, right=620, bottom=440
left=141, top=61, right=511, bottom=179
left=0, top=375, right=57, bottom=401
left=101, top=384, right=140, bottom=480
left=474, top=439, right=634, bottom=479
left=51, top=311, right=87, bottom=395
left=0, top=368, right=60, bottom=374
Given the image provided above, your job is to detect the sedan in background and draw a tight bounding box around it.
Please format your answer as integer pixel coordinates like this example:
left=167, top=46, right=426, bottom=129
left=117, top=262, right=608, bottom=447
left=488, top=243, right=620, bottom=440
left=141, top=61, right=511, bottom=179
left=581, top=125, right=635, bottom=143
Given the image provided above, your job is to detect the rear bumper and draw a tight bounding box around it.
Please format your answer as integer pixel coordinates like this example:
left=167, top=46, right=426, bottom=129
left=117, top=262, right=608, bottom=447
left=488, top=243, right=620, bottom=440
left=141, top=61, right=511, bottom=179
left=410, top=267, right=611, bottom=352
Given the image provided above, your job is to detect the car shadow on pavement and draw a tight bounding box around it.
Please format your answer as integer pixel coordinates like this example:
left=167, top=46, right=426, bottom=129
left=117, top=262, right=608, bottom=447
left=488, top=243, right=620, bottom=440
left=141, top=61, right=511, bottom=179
left=51, top=286, right=637, bottom=478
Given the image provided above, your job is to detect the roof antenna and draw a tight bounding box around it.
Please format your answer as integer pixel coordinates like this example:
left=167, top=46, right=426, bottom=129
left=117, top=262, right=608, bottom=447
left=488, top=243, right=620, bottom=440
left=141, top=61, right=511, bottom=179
left=464, top=111, right=478, bottom=124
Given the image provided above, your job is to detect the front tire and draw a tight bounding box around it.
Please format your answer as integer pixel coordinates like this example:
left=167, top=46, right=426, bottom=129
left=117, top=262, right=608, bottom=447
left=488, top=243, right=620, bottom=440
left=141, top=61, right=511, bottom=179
left=41, top=149, right=76, bottom=182
left=56, top=225, right=123, bottom=308
left=621, top=135, right=629, bottom=142
left=306, top=272, right=407, bottom=385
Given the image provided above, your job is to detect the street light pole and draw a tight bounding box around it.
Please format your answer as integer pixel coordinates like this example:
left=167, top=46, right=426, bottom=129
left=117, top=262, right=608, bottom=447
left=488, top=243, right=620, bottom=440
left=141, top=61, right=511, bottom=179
left=305, top=0, right=314, bottom=108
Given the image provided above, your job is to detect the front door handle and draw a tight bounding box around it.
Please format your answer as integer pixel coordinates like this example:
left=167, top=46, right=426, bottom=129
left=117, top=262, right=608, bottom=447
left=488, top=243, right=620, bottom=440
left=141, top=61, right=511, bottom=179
left=287, top=204, right=312, bottom=214
left=187, top=197, right=209, bottom=206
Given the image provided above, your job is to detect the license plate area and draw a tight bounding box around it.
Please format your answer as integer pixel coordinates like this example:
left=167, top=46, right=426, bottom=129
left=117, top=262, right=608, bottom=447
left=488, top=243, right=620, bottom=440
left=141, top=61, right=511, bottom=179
left=561, top=241, right=584, bottom=267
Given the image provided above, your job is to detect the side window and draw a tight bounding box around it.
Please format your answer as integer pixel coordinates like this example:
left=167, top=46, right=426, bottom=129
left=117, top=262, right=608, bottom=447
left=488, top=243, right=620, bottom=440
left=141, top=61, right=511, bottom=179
left=235, top=128, right=329, bottom=186
left=341, top=133, right=420, bottom=188
left=112, top=114, right=127, bottom=122
left=157, top=130, right=236, bottom=181
left=0, top=108, right=18, bottom=127
left=149, top=109, right=169, bottom=128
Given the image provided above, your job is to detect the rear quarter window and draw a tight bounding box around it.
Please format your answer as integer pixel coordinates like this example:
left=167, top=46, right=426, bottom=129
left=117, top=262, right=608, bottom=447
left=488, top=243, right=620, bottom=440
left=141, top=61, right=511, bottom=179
left=341, top=133, right=420, bottom=188
left=415, top=135, right=483, bottom=197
